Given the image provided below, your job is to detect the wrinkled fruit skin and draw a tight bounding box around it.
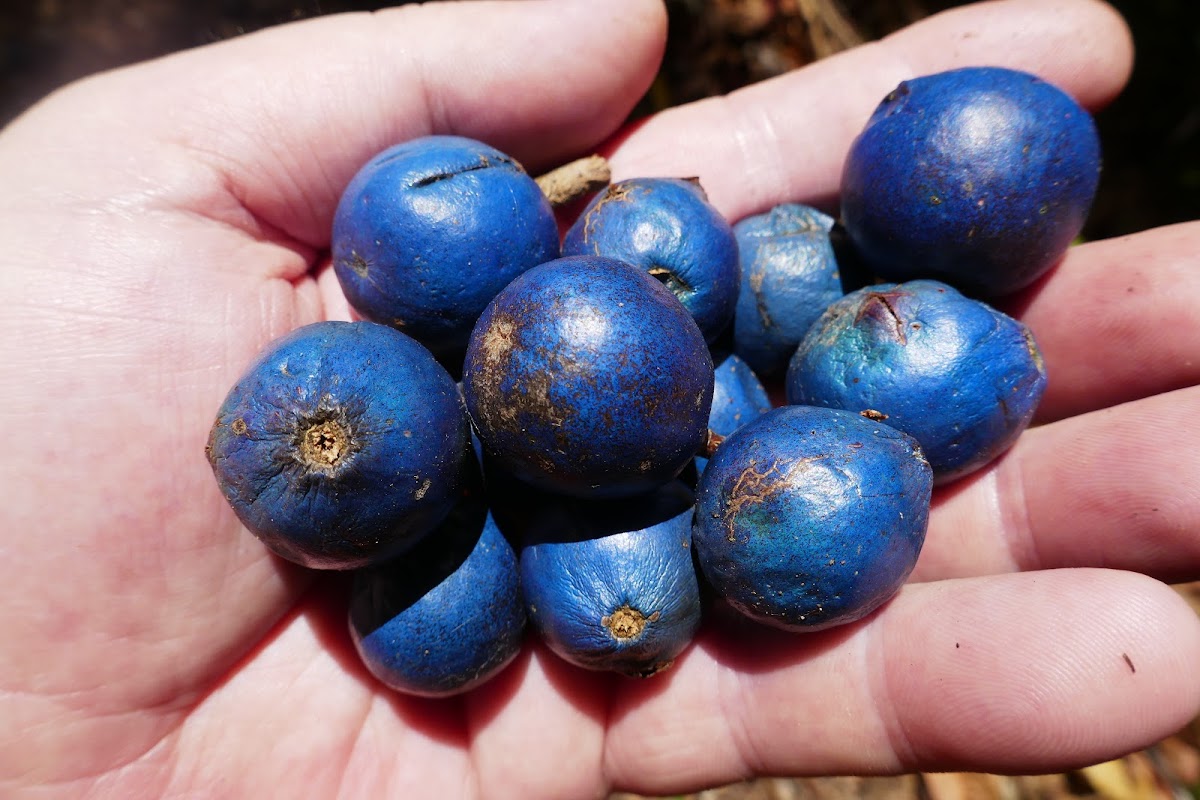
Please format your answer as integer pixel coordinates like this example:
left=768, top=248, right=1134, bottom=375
left=349, top=458, right=526, bottom=697
left=206, top=321, right=468, bottom=570
left=694, top=406, right=931, bottom=631
left=784, top=279, right=1047, bottom=483
left=697, top=352, right=773, bottom=474
left=514, top=480, right=702, bottom=677
left=462, top=255, right=714, bottom=498
left=561, top=177, right=740, bottom=343
left=732, top=203, right=844, bottom=377
left=841, top=66, right=1101, bottom=296
left=332, top=135, right=560, bottom=356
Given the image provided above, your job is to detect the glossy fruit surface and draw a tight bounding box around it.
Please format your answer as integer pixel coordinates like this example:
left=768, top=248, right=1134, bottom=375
left=332, top=135, right=559, bottom=356
left=206, top=320, right=468, bottom=570
left=693, top=405, right=931, bottom=632
left=462, top=255, right=714, bottom=498
left=841, top=66, right=1101, bottom=295
left=349, top=458, right=525, bottom=697
left=732, top=203, right=844, bottom=377
left=561, top=177, right=739, bottom=343
left=513, top=480, right=702, bottom=677
left=785, top=279, right=1047, bottom=482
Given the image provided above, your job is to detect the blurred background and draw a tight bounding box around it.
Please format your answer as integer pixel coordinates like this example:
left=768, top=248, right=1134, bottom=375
left=2, top=1, right=1198, bottom=799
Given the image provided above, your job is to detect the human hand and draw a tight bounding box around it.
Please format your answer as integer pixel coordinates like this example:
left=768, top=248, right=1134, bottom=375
left=2, top=1, right=1196, bottom=798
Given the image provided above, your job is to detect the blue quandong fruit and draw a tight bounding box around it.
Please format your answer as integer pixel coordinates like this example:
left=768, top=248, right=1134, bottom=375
left=331, top=135, right=560, bottom=359
left=840, top=66, right=1101, bottom=296
left=349, top=455, right=526, bottom=697
left=732, top=203, right=844, bottom=378
left=561, top=177, right=740, bottom=343
left=697, top=352, right=773, bottom=474
left=462, top=255, right=714, bottom=499
left=510, top=478, right=702, bottom=677
left=785, top=279, right=1047, bottom=483
left=693, top=405, right=932, bottom=632
left=205, top=320, right=468, bottom=570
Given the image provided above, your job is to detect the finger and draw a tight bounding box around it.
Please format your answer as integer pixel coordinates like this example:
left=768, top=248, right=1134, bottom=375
left=0, top=0, right=666, bottom=783
left=606, top=0, right=1133, bottom=223
left=602, top=569, right=1200, bottom=795
left=1003, top=222, right=1200, bottom=423
left=2, top=0, right=667, bottom=246
left=916, top=386, right=1200, bottom=583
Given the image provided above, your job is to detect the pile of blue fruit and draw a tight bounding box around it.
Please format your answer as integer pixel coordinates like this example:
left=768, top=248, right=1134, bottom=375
left=205, top=66, right=1100, bottom=695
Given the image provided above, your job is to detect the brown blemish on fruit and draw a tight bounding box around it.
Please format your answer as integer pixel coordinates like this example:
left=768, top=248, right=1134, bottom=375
left=581, top=183, right=639, bottom=247
left=854, top=290, right=911, bottom=345
left=860, top=409, right=888, bottom=421
left=749, top=269, right=773, bottom=328
left=480, top=316, right=516, bottom=365
left=298, top=418, right=351, bottom=474
left=1022, top=327, right=1045, bottom=374
left=414, top=478, right=431, bottom=500
left=231, top=418, right=248, bottom=435
left=724, top=456, right=825, bottom=542
left=602, top=605, right=659, bottom=640
left=344, top=251, right=370, bottom=278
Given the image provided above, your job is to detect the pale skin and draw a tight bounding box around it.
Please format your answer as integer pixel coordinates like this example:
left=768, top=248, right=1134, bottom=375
left=2, top=0, right=1198, bottom=797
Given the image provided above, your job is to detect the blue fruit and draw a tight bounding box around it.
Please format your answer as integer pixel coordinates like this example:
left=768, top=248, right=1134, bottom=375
left=205, top=321, right=468, bottom=570
left=693, top=405, right=932, bottom=632
left=841, top=66, right=1101, bottom=295
left=513, top=480, right=702, bottom=677
left=561, top=177, right=739, bottom=343
left=332, top=135, right=560, bottom=356
left=697, top=353, right=773, bottom=474
left=462, top=255, right=714, bottom=498
left=732, top=203, right=844, bottom=377
left=349, top=458, right=526, bottom=697
left=784, top=279, right=1047, bottom=483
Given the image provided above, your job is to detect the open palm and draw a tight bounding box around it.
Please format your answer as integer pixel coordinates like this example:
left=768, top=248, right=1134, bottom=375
left=3, top=1, right=1198, bottom=798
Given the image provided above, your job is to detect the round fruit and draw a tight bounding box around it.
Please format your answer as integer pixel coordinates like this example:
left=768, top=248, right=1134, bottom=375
left=840, top=66, right=1101, bottom=295
left=561, top=177, right=740, bottom=343
left=785, top=279, right=1047, bottom=483
left=331, top=135, right=559, bottom=357
left=732, top=203, right=844, bottom=377
left=513, top=479, right=702, bottom=677
left=693, top=405, right=932, bottom=632
left=462, top=255, right=714, bottom=498
left=349, top=458, right=525, bottom=697
left=205, top=320, right=468, bottom=570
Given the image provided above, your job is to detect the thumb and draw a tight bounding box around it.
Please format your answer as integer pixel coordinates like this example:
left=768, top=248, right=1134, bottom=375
left=3, top=0, right=667, bottom=246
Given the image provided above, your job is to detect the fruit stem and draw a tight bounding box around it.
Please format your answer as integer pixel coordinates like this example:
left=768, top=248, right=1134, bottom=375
left=702, top=429, right=725, bottom=459
left=535, top=154, right=611, bottom=207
